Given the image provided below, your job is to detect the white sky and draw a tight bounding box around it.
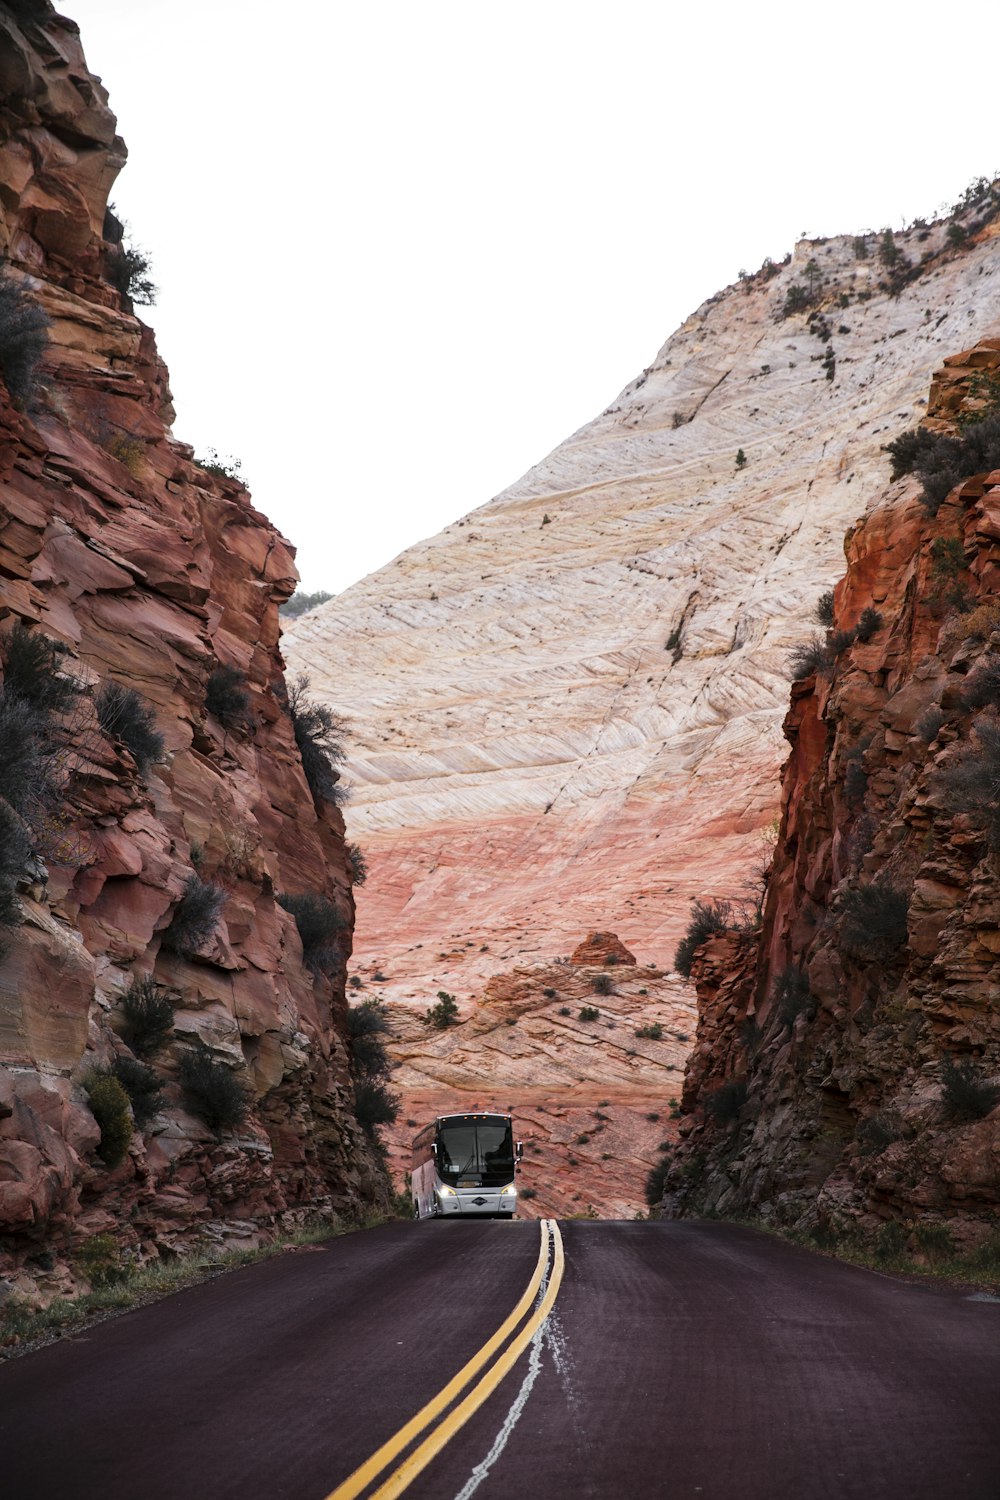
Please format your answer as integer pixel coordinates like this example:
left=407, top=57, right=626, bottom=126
left=68, top=0, right=999, bottom=594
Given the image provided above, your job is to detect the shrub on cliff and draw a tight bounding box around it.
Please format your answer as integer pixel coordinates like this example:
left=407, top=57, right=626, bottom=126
left=914, top=704, right=946, bottom=743
left=2, top=621, right=75, bottom=716
left=119, top=975, right=175, bottom=1057
left=161, top=875, right=225, bottom=958
left=787, top=634, right=833, bottom=680
left=592, top=973, right=614, bottom=996
left=354, top=1078, right=400, bottom=1134
left=347, top=999, right=392, bottom=1078
left=815, top=591, right=835, bottom=627
left=704, top=1079, right=747, bottom=1122
left=205, top=665, right=251, bottom=731
left=111, top=1056, right=164, bottom=1128
left=276, top=891, right=344, bottom=975
left=905, top=415, right=1000, bottom=516
left=287, top=674, right=348, bottom=805
left=346, top=842, right=368, bottom=886
left=179, top=1043, right=248, bottom=1131
left=774, top=966, right=814, bottom=1026
left=0, top=801, right=30, bottom=929
left=578, top=1005, right=600, bottom=1022
left=855, top=607, right=883, bottom=644
left=936, top=714, right=1000, bottom=852
left=0, top=266, right=49, bottom=405
left=940, top=1056, right=1000, bottom=1121
left=644, top=1151, right=672, bottom=1208
left=426, top=990, right=459, bottom=1028
left=674, top=899, right=733, bottom=977
left=95, top=680, right=164, bottom=776
left=834, top=880, right=909, bottom=962
left=0, top=692, right=56, bottom=825
left=84, top=1071, right=133, bottom=1167
left=961, top=656, right=1000, bottom=712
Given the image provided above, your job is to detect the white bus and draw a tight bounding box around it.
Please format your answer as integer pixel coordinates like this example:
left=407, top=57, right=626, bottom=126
left=411, top=1112, right=523, bottom=1219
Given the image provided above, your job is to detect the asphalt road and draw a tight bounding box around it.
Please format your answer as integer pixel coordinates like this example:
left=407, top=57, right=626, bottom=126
left=2, top=1219, right=999, bottom=1500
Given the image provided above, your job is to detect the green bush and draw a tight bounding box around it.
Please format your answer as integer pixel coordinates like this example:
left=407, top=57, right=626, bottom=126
left=774, top=966, right=814, bottom=1026
left=815, top=591, right=835, bottom=627
left=704, top=1079, right=747, bottom=1122
left=2, top=620, right=75, bottom=715
left=0, top=265, right=49, bottom=405
left=873, top=1220, right=907, bottom=1261
left=592, top=973, right=614, bottom=995
left=0, top=691, right=55, bottom=824
left=110, top=234, right=157, bottom=306
left=0, top=801, right=30, bottom=928
left=111, top=1056, right=163, bottom=1128
left=674, top=899, right=733, bottom=977
left=354, top=1078, right=399, bottom=1134
left=195, top=447, right=243, bottom=481
left=908, top=415, right=1000, bottom=516
left=120, top=975, right=175, bottom=1057
left=856, top=1111, right=901, bottom=1156
left=936, top=715, right=1000, bottom=852
left=178, top=1042, right=248, bottom=1131
left=85, top=1071, right=133, bottom=1167
left=914, top=1223, right=955, bottom=1262
left=914, top=704, right=946, bottom=743
left=787, top=634, right=833, bottom=680
left=347, top=999, right=392, bottom=1077
left=644, top=1152, right=672, bottom=1207
left=287, top=675, right=348, bottom=805
left=735, top=448, right=747, bottom=470
left=277, top=891, right=344, bottom=975
left=346, top=842, right=368, bottom=886
left=635, top=1022, right=663, bottom=1040
left=162, top=875, right=225, bottom=958
left=559, top=1006, right=571, bottom=1016
left=835, top=881, right=909, bottom=962
left=75, top=1232, right=127, bottom=1287
left=279, top=590, right=333, bottom=619
left=855, top=607, right=883, bottom=643
left=519, top=1186, right=538, bottom=1200
left=95, top=680, right=164, bottom=776
left=578, top=1005, right=600, bottom=1022
left=205, top=665, right=250, bottom=730
left=940, top=1056, right=1000, bottom=1120
left=426, top=990, right=459, bottom=1029
left=961, top=656, right=1000, bottom=712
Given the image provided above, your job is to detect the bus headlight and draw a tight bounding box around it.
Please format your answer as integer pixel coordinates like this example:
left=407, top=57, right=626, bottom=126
left=437, top=1185, right=457, bottom=1198
left=500, top=1184, right=517, bottom=1196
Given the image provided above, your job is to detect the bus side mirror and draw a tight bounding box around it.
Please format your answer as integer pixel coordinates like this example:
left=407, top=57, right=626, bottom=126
left=516, top=1141, right=523, bottom=1160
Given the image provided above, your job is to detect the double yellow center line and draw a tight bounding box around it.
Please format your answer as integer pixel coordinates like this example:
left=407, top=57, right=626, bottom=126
left=326, top=1219, right=565, bottom=1500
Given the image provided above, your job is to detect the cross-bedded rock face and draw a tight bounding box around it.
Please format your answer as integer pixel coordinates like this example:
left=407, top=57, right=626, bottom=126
left=286, top=206, right=1000, bottom=1021
left=664, top=342, right=1000, bottom=1245
left=0, top=3, right=386, bottom=1301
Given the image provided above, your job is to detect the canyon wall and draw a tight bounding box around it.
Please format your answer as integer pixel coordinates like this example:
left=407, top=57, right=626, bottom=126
left=0, top=1, right=385, bottom=1304
left=287, top=198, right=1000, bottom=1017
left=661, top=342, right=1000, bottom=1246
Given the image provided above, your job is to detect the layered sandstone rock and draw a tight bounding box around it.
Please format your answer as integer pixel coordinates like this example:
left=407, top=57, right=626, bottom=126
left=374, top=938, right=696, bottom=1220
left=287, top=198, right=1000, bottom=1019
left=0, top=2, right=385, bottom=1303
left=662, top=343, right=1000, bottom=1245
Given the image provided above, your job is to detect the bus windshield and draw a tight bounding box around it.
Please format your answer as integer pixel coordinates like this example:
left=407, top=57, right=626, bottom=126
left=437, top=1119, right=514, bottom=1184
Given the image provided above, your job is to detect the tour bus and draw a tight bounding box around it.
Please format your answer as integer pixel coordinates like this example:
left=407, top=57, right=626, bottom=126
left=411, top=1111, right=523, bottom=1219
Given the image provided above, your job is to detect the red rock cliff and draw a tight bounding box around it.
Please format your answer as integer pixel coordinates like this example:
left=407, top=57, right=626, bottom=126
left=664, top=341, right=1000, bottom=1249
left=0, top=1, right=387, bottom=1302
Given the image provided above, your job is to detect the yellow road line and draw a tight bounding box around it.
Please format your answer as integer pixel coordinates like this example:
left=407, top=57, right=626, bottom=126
left=370, top=1220, right=565, bottom=1500
left=325, top=1220, right=552, bottom=1500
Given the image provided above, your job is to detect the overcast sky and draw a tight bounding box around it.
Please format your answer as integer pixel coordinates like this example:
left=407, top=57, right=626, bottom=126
left=69, top=0, right=998, bottom=594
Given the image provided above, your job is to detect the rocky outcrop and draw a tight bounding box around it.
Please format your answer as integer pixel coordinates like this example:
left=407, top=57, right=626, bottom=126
left=375, top=934, right=695, bottom=1219
left=0, top=2, right=386, bottom=1303
left=286, top=189, right=1000, bottom=1020
left=662, top=342, right=1000, bottom=1247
